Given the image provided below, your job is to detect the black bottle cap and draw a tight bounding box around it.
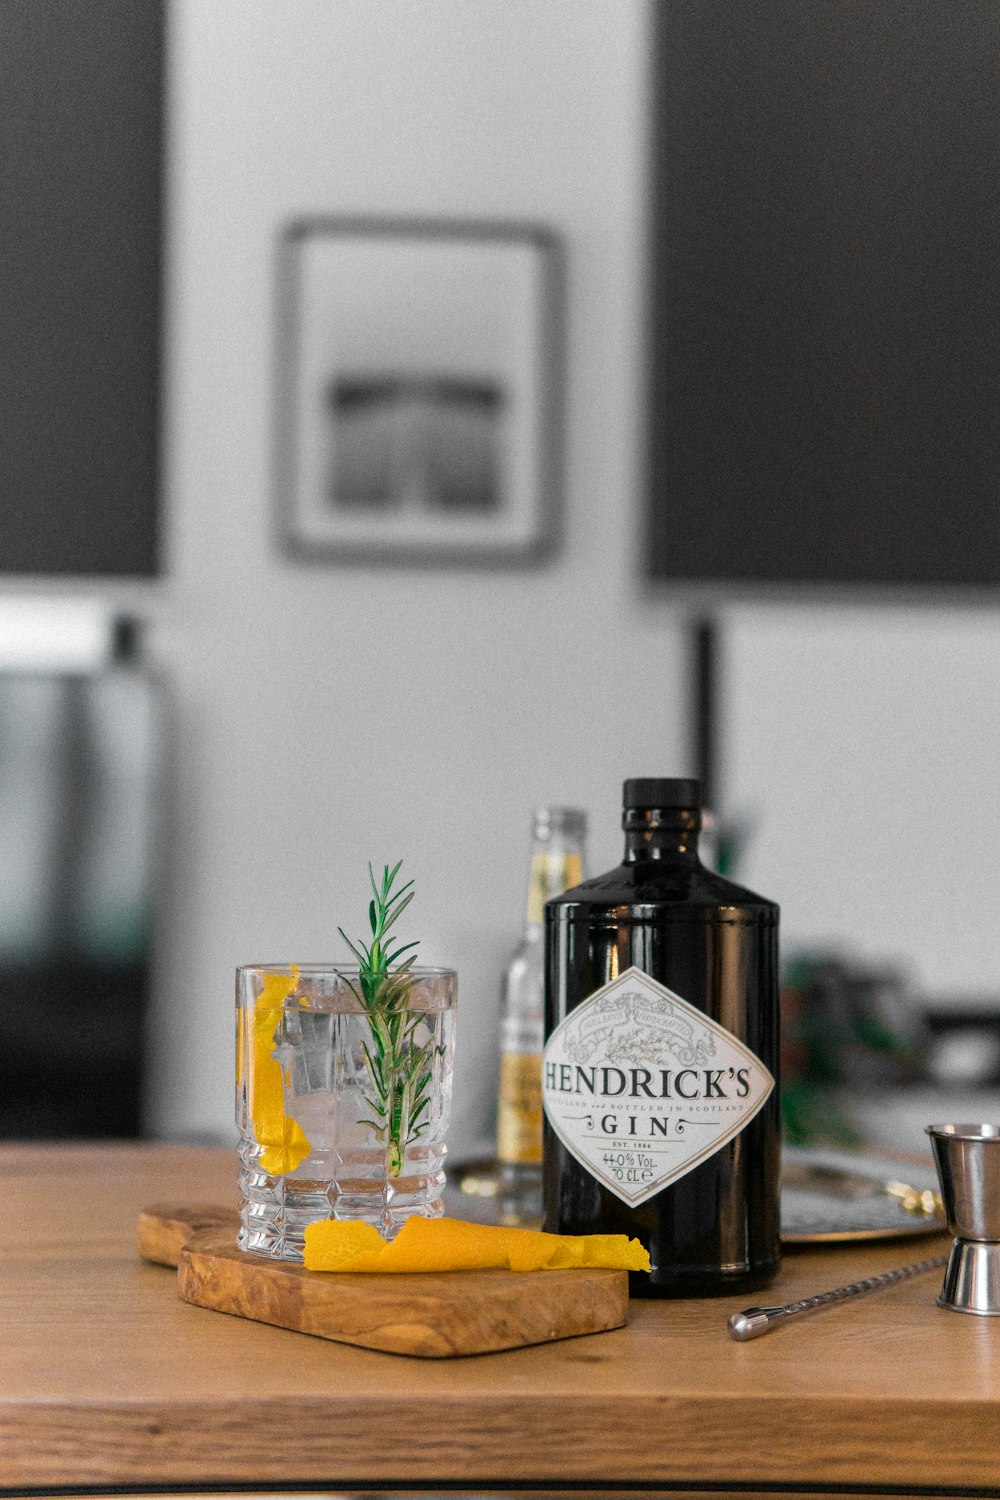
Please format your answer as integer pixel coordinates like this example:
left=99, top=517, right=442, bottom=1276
left=623, top=778, right=703, bottom=810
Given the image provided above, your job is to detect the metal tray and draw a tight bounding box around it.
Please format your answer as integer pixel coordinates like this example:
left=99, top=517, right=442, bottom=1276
left=781, top=1145, right=946, bottom=1243
left=451, top=1146, right=947, bottom=1244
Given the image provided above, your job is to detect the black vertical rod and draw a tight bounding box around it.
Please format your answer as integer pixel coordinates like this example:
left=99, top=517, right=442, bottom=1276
left=689, top=614, right=718, bottom=813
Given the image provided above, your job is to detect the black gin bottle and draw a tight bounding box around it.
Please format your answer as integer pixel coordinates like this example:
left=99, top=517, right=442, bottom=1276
left=542, top=778, right=780, bottom=1297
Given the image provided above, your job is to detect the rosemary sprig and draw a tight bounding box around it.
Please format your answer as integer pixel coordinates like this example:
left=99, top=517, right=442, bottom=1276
left=338, top=861, right=439, bottom=1178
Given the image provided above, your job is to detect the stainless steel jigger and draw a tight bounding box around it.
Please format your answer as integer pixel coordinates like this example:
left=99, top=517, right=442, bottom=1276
left=926, top=1122, right=1000, bottom=1316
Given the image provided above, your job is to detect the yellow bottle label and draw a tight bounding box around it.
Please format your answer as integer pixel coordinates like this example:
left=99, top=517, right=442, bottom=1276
left=497, top=1052, right=544, bottom=1164
left=526, top=851, right=582, bottom=925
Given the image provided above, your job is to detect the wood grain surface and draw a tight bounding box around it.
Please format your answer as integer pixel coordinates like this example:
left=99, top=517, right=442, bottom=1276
left=137, top=1202, right=240, bottom=1265
left=137, top=1204, right=629, bottom=1357
left=1, top=1142, right=996, bottom=1497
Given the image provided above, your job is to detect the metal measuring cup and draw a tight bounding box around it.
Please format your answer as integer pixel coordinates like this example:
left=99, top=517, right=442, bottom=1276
left=926, top=1123, right=1000, bottom=1315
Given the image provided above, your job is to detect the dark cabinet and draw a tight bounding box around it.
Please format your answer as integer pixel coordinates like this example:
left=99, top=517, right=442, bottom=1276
left=0, top=1, right=163, bottom=576
left=648, top=2, right=1000, bottom=591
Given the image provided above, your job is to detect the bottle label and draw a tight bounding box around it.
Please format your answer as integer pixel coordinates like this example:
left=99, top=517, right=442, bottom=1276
left=497, top=1053, right=543, bottom=1164
left=526, top=852, right=582, bottom=925
left=542, top=965, right=774, bottom=1207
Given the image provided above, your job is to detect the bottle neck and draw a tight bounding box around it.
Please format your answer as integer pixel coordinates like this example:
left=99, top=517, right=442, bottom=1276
left=622, top=807, right=702, bottom=864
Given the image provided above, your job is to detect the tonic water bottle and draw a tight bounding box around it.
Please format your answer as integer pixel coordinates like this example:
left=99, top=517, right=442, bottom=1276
left=496, top=806, right=587, bottom=1224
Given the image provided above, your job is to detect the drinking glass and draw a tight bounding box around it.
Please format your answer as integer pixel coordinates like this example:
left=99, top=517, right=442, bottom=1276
left=236, top=963, right=457, bottom=1260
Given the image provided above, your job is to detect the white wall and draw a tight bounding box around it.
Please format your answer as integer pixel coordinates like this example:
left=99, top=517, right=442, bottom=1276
left=724, top=604, right=1000, bottom=1002
left=141, top=0, right=1000, bottom=1152
left=146, top=0, right=688, bottom=1148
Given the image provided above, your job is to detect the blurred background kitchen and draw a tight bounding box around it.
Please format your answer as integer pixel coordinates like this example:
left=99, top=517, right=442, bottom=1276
left=1, top=1, right=997, bottom=1164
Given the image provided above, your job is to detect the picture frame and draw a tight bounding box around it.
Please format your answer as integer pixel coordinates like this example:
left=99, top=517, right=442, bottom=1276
left=276, top=217, right=562, bottom=567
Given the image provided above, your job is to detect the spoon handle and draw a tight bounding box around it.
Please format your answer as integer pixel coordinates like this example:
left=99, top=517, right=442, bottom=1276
left=728, top=1253, right=949, bottom=1340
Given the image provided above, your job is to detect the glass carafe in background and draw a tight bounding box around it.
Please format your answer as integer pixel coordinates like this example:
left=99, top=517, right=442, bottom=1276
left=496, top=807, right=587, bottom=1224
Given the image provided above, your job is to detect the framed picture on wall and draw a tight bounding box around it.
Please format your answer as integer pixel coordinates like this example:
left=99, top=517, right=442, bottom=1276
left=276, top=217, right=561, bottom=566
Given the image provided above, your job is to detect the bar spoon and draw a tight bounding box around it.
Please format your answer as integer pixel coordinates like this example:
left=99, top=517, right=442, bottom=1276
left=728, top=1253, right=948, bottom=1340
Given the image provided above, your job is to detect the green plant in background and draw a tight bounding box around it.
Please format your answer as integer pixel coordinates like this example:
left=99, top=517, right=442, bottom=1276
left=779, top=952, right=925, bottom=1148
left=338, top=861, right=440, bottom=1177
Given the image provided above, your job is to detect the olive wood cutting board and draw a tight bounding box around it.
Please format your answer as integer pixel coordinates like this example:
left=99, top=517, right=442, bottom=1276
left=137, top=1204, right=630, bottom=1358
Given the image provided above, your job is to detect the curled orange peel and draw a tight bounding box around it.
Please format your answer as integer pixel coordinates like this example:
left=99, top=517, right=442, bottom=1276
left=249, top=966, right=311, bottom=1176
left=302, top=1214, right=650, bottom=1273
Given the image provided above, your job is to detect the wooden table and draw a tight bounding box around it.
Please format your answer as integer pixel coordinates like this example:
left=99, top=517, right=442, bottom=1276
left=2, top=1142, right=998, bottom=1499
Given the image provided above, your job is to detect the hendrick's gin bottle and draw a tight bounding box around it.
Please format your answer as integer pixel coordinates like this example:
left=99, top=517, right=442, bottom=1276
left=542, top=778, right=780, bottom=1297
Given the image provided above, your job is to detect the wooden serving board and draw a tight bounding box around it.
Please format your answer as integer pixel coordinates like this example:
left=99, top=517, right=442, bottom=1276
left=137, top=1204, right=630, bottom=1359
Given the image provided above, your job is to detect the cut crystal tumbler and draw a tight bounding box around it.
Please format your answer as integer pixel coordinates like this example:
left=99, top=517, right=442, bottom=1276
left=236, top=963, right=457, bottom=1260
